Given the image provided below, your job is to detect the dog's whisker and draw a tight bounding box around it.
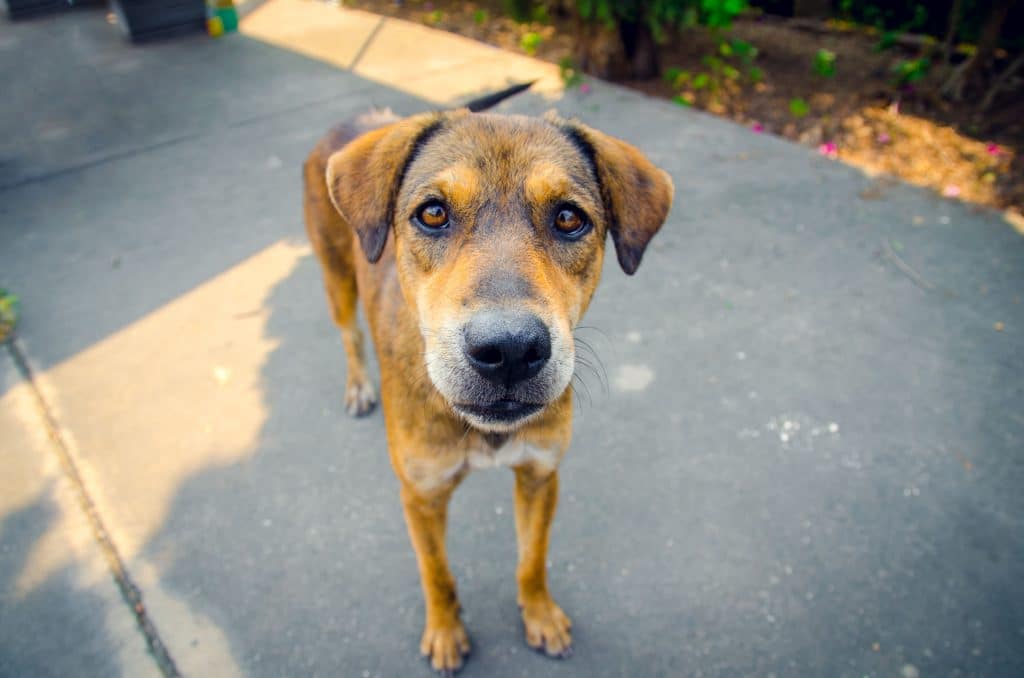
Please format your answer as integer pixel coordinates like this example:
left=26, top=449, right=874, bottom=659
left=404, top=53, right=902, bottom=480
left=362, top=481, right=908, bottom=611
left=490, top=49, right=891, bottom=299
left=574, top=354, right=608, bottom=396
left=574, top=324, right=615, bottom=351
left=573, top=337, right=609, bottom=395
left=571, top=372, right=593, bottom=409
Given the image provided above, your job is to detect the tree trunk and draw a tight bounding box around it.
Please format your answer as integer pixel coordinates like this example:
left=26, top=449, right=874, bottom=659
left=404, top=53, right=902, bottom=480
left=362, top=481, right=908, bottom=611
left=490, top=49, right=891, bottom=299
left=573, top=16, right=660, bottom=80
left=573, top=18, right=623, bottom=79
left=618, top=19, right=660, bottom=79
left=940, top=0, right=964, bottom=70
left=941, top=0, right=1016, bottom=100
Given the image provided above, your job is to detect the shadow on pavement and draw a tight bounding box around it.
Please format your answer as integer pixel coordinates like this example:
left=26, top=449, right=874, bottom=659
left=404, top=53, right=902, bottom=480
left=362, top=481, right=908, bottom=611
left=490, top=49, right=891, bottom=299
left=0, top=490, right=128, bottom=678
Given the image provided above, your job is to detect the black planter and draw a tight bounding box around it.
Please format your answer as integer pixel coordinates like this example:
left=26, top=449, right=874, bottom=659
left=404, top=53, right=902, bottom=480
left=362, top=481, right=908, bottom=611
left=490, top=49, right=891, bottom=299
left=111, top=0, right=206, bottom=42
left=3, top=0, right=71, bottom=19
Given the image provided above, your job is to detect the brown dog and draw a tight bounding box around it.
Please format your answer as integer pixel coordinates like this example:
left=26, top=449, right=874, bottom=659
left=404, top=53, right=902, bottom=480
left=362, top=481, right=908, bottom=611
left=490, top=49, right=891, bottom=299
left=303, top=96, right=673, bottom=674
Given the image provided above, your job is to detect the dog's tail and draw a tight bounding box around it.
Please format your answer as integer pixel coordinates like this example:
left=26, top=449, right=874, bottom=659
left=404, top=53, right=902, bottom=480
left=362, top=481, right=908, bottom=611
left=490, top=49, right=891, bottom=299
left=461, top=81, right=535, bottom=113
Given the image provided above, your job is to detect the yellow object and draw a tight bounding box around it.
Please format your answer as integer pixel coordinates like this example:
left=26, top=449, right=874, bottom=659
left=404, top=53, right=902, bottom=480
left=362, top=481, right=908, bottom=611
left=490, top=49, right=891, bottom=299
left=208, top=16, right=224, bottom=37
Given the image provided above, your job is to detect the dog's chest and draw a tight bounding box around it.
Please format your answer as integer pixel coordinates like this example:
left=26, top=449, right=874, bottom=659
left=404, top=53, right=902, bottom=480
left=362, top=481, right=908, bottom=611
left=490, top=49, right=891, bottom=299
left=466, top=440, right=559, bottom=472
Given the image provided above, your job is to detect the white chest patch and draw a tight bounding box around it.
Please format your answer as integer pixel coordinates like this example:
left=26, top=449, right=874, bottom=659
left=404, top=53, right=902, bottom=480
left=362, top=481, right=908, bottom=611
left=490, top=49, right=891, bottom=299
left=467, top=441, right=560, bottom=472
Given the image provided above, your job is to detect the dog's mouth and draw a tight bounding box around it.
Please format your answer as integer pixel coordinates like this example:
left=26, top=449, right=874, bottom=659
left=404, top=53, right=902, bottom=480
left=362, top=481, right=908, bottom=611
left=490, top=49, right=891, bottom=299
left=452, top=398, right=544, bottom=424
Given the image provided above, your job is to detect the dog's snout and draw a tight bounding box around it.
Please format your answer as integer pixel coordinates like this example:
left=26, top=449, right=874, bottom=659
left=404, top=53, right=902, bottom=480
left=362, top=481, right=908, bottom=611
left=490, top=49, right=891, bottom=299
left=463, top=312, right=551, bottom=387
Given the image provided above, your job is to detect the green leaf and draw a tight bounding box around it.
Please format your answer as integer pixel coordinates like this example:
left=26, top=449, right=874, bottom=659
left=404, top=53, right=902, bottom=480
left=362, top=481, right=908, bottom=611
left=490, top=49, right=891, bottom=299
left=520, top=31, right=542, bottom=56
left=789, top=97, right=810, bottom=117
left=813, top=49, right=836, bottom=77
left=473, top=9, right=488, bottom=24
left=673, top=94, right=693, bottom=107
left=874, top=30, right=898, bottom=52
left=559, top=57, right=583, bottom=88
left=747, top=66, right=763, bottom=83
left=693, top=73, right=710, bottom=90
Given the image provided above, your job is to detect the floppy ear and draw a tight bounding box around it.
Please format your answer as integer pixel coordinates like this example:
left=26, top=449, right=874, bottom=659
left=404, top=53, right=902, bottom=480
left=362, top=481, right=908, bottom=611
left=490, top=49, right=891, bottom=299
left=325, top=111, right=449, bottom=262
left=555, top=118, right=674, bottom=275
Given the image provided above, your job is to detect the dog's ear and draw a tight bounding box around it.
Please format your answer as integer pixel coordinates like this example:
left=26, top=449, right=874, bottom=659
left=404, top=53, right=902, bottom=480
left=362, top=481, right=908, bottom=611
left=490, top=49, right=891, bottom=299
left=325, top=112, right=449, bottom=263
left=553, top=117, right=674, bottom=275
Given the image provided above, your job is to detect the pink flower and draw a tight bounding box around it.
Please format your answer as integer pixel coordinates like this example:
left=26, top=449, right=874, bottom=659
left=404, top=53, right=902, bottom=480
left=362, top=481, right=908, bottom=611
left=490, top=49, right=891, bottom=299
left=986, top=143, right=1003, bottom=156
left=579, top=83, right=591, bottom=94
left=818, top=142, right=838, bottom=158
left=751, top=122, right=764, bottom=133
left=877, top=132, right=891, bottom=144
left=942, top=184, right=961, bottom=198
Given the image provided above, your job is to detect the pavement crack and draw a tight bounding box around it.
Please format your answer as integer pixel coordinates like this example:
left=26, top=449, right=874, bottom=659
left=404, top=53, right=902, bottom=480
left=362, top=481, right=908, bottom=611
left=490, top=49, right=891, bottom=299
left=4, top=338, right=181, bottom=678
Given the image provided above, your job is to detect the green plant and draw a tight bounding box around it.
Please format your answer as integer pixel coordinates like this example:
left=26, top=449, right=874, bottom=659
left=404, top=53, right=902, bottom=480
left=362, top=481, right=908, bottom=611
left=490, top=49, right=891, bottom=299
left=426, top=9, right=443, bottom=25
left=570, top=0, right=750, bottom=78
left=520, top=31, right=543, bottom=56
left=0, top=288, right=18, bottom=342
left=789, top=97, right=810, bottom=117
left=663, top=24, right=761, bottom=110
left=874, top=30, right=899, bottom=51
left=473, top=9, right=488, bottom=25
left=814, top=49, right=837, bottom=77
left=503, top=0, right=533, bottom=23
left=891, top=57, right=930, bottom=86
left=559, top=57, right=585, bottom=88
left=530, top=4, right=550, bottom=23
left=700, top=0, right=746, bottom=30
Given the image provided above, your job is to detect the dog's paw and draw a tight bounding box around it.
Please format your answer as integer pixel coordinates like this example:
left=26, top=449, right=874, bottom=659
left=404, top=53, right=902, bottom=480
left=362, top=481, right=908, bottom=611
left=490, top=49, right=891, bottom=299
left=344, top=379, right=377, bottom=417
left=521, top=597, right=573, bottom=658
left=420, top=619, right=470, bottom=675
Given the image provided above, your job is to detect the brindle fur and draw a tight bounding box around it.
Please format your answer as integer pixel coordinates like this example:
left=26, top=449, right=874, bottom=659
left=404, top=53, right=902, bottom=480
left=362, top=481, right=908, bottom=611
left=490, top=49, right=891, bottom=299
left=304, top=107, right=673, bottom=674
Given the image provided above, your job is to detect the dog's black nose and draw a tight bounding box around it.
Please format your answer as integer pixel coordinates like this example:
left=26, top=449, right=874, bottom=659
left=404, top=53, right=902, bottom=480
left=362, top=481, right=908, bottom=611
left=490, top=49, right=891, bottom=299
left=463, top=312, right=551, bottom=387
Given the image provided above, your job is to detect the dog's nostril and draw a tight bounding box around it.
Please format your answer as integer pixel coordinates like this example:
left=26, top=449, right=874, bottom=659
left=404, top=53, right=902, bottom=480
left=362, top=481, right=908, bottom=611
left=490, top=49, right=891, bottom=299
left=472, top=345, right=504, bottom=366
left=523, top=345, right=541, bottom=365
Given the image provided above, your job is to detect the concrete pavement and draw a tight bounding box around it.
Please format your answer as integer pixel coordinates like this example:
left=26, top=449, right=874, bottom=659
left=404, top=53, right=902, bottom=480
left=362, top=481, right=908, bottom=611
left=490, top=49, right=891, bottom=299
left=2, top=2, right=1023, bottom=676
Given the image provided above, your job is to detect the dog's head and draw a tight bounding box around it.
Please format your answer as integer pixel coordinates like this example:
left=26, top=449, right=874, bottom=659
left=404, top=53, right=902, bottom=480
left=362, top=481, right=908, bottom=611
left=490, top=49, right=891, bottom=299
left=326, top=111, right=673, bottom=432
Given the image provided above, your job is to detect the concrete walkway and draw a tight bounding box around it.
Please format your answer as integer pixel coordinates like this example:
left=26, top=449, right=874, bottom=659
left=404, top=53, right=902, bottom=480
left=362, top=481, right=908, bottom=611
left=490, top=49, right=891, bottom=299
left=2, top=3, right=1023, bottom=677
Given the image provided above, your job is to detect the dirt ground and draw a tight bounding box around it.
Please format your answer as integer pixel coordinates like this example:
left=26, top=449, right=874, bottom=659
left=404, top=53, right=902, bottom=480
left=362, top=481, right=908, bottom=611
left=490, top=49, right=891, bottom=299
left=344, top=0, right=1022, bottom=215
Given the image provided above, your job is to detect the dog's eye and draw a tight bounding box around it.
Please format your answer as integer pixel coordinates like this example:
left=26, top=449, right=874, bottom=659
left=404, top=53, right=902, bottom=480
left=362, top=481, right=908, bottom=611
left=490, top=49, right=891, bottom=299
left=552, top=206, right=590, bottom=239
left=415, top=202, right=450, bottom=230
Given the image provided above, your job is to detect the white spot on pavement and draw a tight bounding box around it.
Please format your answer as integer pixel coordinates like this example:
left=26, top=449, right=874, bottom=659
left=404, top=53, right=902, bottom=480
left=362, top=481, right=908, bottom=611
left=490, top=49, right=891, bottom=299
left=626, top=331, right=642, bottom=343
left=901, top=665, right=920, bottom=678
left=614, top=364, right=654, bottom=392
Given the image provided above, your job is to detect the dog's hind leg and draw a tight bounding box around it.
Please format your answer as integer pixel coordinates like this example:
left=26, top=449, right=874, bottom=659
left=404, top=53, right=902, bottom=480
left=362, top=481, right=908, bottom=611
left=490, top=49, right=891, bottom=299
left=304, top=153, right=377, bottom=416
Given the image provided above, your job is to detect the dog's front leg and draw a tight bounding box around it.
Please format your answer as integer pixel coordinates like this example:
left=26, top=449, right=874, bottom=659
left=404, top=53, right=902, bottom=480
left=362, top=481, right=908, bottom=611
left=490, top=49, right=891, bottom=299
left=400, top=481, right=470, bottom=675
left=513, top=463, right=573, bottom=658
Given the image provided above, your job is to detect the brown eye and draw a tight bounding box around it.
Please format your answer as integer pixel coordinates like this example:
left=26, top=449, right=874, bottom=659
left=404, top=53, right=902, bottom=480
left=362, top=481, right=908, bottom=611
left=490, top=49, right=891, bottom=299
left=553, top=206, right=589, bottom=238
left=416, top=202, right=449, bottom=230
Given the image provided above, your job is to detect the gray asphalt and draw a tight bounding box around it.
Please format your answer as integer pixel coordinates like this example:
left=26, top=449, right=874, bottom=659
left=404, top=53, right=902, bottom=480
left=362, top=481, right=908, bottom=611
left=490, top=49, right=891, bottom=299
left=2, top=6, right=1023, bottom=678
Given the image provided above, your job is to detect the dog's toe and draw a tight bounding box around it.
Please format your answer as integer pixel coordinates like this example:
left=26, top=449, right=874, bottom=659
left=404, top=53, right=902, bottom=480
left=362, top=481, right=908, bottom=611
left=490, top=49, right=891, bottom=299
left=344, top=380, right=377, bottom=417
left=421, top=619, right=470, bottom=674
left=522, top=597, right=573, bottom=659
